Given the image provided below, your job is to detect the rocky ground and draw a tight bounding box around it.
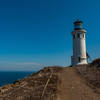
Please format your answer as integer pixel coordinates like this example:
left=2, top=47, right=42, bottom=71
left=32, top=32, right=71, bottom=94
left=0, top=59, right=100, bottom=100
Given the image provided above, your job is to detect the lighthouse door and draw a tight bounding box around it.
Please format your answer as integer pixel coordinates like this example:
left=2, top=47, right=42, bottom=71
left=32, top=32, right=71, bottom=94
left=78, top=57, right=81, bottom=62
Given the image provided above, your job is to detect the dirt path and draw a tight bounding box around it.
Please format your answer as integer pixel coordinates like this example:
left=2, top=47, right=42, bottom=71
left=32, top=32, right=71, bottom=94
left=57, top=67, right=100, bottom=100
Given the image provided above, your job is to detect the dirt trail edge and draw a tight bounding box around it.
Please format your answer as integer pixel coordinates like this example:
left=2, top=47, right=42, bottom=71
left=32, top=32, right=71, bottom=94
left=56, top=67, right=100, bottom=100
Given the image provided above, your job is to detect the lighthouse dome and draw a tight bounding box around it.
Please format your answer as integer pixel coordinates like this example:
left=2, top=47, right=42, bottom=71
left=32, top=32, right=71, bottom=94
left=74, top=19, right=83, bottom=24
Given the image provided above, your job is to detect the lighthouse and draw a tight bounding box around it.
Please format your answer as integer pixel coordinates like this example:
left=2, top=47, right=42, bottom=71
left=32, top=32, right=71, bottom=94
left=71, top=20, right=87, bottom=66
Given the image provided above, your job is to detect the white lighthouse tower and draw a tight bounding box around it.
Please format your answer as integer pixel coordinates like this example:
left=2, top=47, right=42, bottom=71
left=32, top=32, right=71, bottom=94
left=71, top=20, right=87, bottom=66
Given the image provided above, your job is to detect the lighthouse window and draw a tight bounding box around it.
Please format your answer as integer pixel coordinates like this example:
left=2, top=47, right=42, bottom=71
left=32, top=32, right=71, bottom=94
left=73, top=35, right=75, bottom=39
left=77, top=34, right=80, bottom=38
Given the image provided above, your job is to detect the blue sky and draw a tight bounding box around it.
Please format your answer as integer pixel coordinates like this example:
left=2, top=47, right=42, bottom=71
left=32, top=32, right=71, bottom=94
left=0, top=0, right=100, bottom=71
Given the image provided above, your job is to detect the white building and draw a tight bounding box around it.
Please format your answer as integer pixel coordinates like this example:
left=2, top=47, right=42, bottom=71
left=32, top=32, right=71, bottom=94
left=71, top=20, right=87, bottom=66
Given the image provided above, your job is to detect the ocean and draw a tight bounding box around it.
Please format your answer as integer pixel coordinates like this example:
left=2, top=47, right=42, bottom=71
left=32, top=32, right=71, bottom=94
left=0, top=71, right=34, bottom=86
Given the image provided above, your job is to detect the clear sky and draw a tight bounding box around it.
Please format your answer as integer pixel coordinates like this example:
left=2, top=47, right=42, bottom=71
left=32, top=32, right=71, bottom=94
left=0, top=0, right=100, bottom=71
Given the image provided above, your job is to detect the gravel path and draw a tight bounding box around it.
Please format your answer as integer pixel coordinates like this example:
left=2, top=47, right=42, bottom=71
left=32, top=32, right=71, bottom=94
left=57, top=67, right=100, bottom=100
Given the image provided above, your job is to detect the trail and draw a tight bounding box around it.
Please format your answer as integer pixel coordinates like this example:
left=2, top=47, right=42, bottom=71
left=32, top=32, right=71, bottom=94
left=57, top=67, right=100, bottom=100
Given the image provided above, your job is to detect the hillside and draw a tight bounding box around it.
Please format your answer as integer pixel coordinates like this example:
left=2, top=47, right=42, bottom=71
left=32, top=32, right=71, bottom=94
left=0, top=59, right=100, bottom=100
left=0, top=67, right=62, bottom=100
left=57, top=59, right=100, bottom=100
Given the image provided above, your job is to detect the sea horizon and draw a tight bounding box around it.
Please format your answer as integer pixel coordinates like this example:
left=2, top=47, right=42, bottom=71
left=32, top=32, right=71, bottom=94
left=0, top=71, right=35, bottom=87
